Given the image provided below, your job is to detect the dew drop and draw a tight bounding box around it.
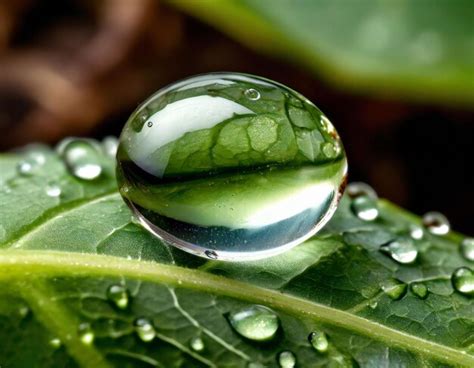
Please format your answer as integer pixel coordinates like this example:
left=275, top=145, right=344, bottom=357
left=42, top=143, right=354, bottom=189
left=422, top=211, right=450, bottom=235
left=381, top=279, right=407, bottom=300
left=460, top=238, right=474, bottom=261
left=351, top=195, right=378, bottom=221
left=380, top=237, right=418, bottom=264
left=347, top=182, right=378, bottom=200
left=17, top=160, right=35, bottom=176
left=45, top=183, right=61, bottom=198
left=61, top=139, right=103, bottom=180
left=49, top=338, right=62, bottom=349
left=134, top=317, right=156, bottom=342
left=106, top=284, right=129, bottom=310
left=102, top=136, right=118, bottom=157
left=244, top=88, right=260, bottom=101
left=205, top=250, right=218, bottom=260
left=322, top=142, right=340, bottom=158
left=410, top=282, right=428, bottom=299
left=308, top=330, right=329, bottom=352
left=451, top=267, right=474, bottom=296
left=189, top=336, right=205, bottom=352
left=409, top=224, right=424, bottom=240
left=78, top=323, right=94, bottom=345
left=228, top=305, right=280, bottom=341
left=278, top=350, right=296, bottom=368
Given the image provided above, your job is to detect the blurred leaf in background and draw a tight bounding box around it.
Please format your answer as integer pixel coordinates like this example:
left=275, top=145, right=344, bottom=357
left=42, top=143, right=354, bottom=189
left=170, top=0, right=474, bottom=104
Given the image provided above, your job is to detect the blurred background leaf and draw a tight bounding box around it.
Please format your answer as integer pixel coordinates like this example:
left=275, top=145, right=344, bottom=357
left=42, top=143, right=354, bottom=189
left=0, top=0, right=472, bottom=233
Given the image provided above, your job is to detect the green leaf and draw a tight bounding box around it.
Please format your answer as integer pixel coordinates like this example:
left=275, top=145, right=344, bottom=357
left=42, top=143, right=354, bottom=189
left=167, top=0, right=474, bottom=105
left=0, top=140, right=473, bottom=368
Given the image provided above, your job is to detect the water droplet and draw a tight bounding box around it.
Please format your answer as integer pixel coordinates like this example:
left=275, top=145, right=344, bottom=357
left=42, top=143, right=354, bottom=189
left=244, top=88, right=260, bottom=100
left=308, top=330, right=329, bottom=352
left=189, top=336, right=205, bottom=352
left=147, top=121, right=153, bottom=128
left=17, top=160, right=35, bottom=176
left=322, top=142, right=340, bottom=158
left=45, top=183, right=61, bottom=198
left=381, top=279, right=407, bottom=300
left=61, top=139, right=103, bottom=180
left=228, top=305, right=280, bottom=341
left=351, top=195, right=378, bottom=221
left=49, top=338, right=61, bottom=349
left=410, top=282, right=428, bottom=299
left=409, top=224, right=424, bottom=240
left=116, top=73, right=347, bottom=260
left=347, top=182, right=378, bottom=200
left=422, top=211, right=450, bottom=235
left=380, top=237, right=418, bottom=264
left=451, top=267, right=474, bottom=296
left=460, top=238, right=474, bottom=261
left=205, top=250, right=218, bottom=260
left=78, top=323, right=94, bottom=345
left=102, top=136, right=118, bottom=157
left=369, top=300, right=378, bottom=309
left=278, top=350, right=296, bottom=368
left=106, top=284, right=129, bottom=309
left=134, top=317, right=156, bottom=342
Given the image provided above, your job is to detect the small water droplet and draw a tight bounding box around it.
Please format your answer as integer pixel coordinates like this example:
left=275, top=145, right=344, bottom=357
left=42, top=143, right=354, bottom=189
left=308, top=330, right=329, bottom=352
left=451, top=267, right=474, bottom=296
left=49, top=338, right=61, bottom=349
left=228, top=305, right=280, bottom=341
left=46, top=184, right=61, bottom=198
left=147, top=121, right=153, bottom=128
left=410, top=282, right=428, bottom=299
left=102, top=136, right=118, bottom=157
left=422, top=211, right=450, bottom=235
left=134, top=317, right=156, bottom=342
left=17, top=160, right=35, bottom=176
left=322, top=142, right=340, bottom=158
left=351, top=195, right=378, bottom=221
left=205, top=250, right=218, bottom=260
left=78, top=323, right=94, bottom=345
left=409, top=224, right=424, bottom=240
left=381, top=279, right=407, bottom=300
left=106, top=284, right=129, bottom=309
left=347, top=182, right=378, bottom=200
left=244, top=88, right=260, bottom=101
left=460, top=238, right=474, bottom=261
left=190, top=336, right=205, bottom=352
left=278, top=350, right=296, bottom=368
left=320, top=115, right=335, bottom=134
left=380, top=237, right=418, bottom=264
left=61, top=139, right=103, bottom=180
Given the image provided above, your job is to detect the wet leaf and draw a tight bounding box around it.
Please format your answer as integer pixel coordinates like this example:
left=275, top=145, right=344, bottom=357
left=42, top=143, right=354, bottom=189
left=0, top=140, right=472, bottom=367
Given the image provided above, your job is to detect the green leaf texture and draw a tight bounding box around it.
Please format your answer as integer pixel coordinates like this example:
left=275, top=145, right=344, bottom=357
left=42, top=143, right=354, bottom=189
left=168, top=0, right=474, bottom=105
left=0, top=141, right=472, bottom=367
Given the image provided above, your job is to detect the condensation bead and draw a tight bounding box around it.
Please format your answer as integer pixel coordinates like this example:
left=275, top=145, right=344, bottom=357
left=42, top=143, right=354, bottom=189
left=116, top=73, right=347, bottom=260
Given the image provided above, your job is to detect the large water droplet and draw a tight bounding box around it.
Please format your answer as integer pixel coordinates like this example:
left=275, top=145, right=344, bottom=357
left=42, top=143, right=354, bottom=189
left=460, top=238, right=474, bottom=261
left=308, top=330, right=329, bottom=352
left=228, top=305, right=280, bottom=341
left=351, top=195, right=378, bottom=221
left=116, top=73, right=347, bottom=261
left=380, top=237, right=418, bottom=264
left=134, top=317, right=156, bottom=342
left=78, top=323, right=94, bottom=345
left=381, top=279, right=407, bottom=300
left=422, top=211, right=450, bottom=235
left=410, top=282, right=428, bottom=299
left=451, top=267, right=474, bottom=296
left=347, top=182, right=378, bottom=200
left=60, top=139, right=103, bottom=180
left=189, top=336, right=205, bottom=352
left=106, top=284, right=129, bottom=309
left=278, top=351, right=296, bottom=368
